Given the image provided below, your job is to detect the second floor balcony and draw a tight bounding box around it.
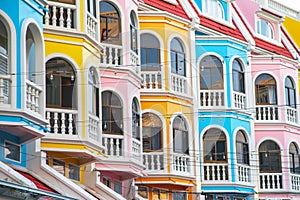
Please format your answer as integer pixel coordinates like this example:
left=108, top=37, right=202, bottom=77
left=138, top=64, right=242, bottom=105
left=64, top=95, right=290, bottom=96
left=143, top=151, right=192, bottom=176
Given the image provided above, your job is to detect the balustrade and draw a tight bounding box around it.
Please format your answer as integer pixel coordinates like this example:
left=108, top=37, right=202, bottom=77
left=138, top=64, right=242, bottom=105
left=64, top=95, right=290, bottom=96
left=46, top=108, right=78, bottom=135
left=255, top=105, right=278, bottom=121
left=259, top=173, right=283, bottom=190
left=203, top=163, right=228, bottom=181
left=88, top=114, right=100, bottom=142
left=26, top=80, right=42, bottom=114
left=143, top=152, right=164, bottom=171
left=291, top=173, right=300, bottom=191
left=171, top=74, right=187, bottom=95
left=237, top=164, right=250, bottom=183
left=44, top=1, right=76, bottom=29
left=141, top=71, right=162, bottom=90
left=172, top=153, right=190, bottom=173
left=200, top=90, right=224, bottom=108
left=233, top=92, right=246, bottom=109
left=102, top=134, right=123, bottom=156
left=100, top=44, right=122, bottom=66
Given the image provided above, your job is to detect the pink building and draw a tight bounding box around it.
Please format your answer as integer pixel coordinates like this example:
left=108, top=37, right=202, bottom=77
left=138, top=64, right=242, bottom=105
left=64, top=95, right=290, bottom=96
left=235, top=0, right=300, bottom=199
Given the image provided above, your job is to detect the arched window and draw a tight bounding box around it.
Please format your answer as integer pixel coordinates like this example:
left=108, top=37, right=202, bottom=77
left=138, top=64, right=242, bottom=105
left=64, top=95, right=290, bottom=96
left=141, top=33, right=160, bottom=71
left=285, top=76, right=296, bottom=108
left=0, top=19, right=9, bottom=103
left=259, top=140, right=281, bottom=172
left=26, top=28, right=36, bottom=82
left=142, top=112, right=162, bottom=151
left=132, top=98, right=140, bottom=140
left=130, top=11, right=138, bottom=53
left=200, top=55, right=223, bottom=90
left=232, top=59, right=245, bottom=93
left=257, top=19, right=274, bottom=39
left=203, top=128, right=227, bottom=162
left=100, top=1, right=121, bottom=44
left=289, top=142, right=300, bottom=174
left=170, top=38, right=185, bottom=76
left=203, top=0, right=224, bottom=19
left=255, top=74, right=277, bottom=105
left=88, top=67, right=99, bottom=117
left=173, top=116, right=188, bottom=154
left=46, top=58, right=77, bottom=109
left=236, top=131, right=249, bottom=165
left=102, top=91, right=123, bottom=134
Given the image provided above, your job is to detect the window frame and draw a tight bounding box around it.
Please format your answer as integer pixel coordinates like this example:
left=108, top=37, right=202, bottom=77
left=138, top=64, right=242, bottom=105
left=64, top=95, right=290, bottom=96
left=236, top=131, right=249, bottom=165
left=46, top=58, right=77, bottom=109
left=255, top=73, right=277, bottom=105
left=132, top=98, right=140, bottom=140
left=130, top=11, right=138, bottom=54
left=53, top=158, right=66, bottom=176
left=257, top=19, right=274, bottom=39
left=232, top=59, right=245, bottom=93
left=88, top=67, right=99, bottom=117
left=172, top=116, right=189, bottom=155
left=100, top=1, right=121, bottom=44
left=142, top=112, right=163, bottom=152
left=170, top=38, right=186, bottom=76
left=140, top=33, right=161, bottom=71
left=203, top=128, right=227, bottom=163
left=200, top=55, right=223, bottom=90
left=259, top=140, right=281, bottom=173
left=285, top=76, right=296, bottom=108
left=68, top=163, right=80, bottom=181
left=4, top=141, right=21, bottom=162
left=289, top=142, right=300, bottom=174
left=101, top=91, right=123, bottom=135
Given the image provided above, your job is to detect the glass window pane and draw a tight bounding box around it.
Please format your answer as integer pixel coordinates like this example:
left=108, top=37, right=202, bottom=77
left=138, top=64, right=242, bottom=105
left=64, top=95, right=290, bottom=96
left=53, top=159, right=65, bottom=175
left=69, top=164, right=80, bottom=181
left=4, top=142, right=20, bottom=162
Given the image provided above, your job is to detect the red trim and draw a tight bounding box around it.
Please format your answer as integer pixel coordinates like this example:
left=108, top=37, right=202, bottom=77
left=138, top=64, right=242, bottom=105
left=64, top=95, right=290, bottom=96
left=17, top=171, right=57, bottom=193
left=142, top=0, right=189, bottom=19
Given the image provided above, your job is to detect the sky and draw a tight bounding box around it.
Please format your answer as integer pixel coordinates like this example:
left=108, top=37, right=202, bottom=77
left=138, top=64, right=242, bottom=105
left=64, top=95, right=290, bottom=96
left=275, top=0, right=300, bottom=11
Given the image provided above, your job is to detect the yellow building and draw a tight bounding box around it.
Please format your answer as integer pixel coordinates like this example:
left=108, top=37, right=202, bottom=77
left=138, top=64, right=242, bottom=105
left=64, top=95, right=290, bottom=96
left=135, top=1, right=200, bottom=199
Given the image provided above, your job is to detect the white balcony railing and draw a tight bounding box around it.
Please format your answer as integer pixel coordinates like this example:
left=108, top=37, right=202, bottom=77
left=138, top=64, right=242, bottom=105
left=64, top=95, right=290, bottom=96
left=291, top=173, right=300, bottom=191
left=170, top=73, right=187, bottom=95
left=131, top=138, right=142, bottom=159
left=233, top=91, right=246, bottom=109
left=285, top=106, right=298, bottom=124
left=130, top=51, right=139, bottom=67
left=100, top=44, right=122, bottom=66
left=141, top=71, right=162, bottom=90
left=86, top=13, right=98, bottom=41
left=46, top=108, right=78, bottom=135
left=200, top=90, right=225, bottom=108
left=237, top=164, right=251, bottom=183
left=255, top=105, right=279, bottom=121
left=172, top=153, right=190, bottom=174
left=203, top=163, right=229, bottom=181
left=44, top=1, right=77, bottom=29
left=88, top=114, right=100, bottom=143
left=143, top=152, right=164, bottom=172
left=26, top=80, right=42, bottom=114
left=259, top=173, right=283, bottom=190
left=102, top=134, right=123, bottom=156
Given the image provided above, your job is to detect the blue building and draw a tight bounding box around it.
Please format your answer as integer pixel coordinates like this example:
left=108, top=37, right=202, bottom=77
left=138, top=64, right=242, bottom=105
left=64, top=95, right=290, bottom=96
left=191, top=0, right=256, bottom=199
